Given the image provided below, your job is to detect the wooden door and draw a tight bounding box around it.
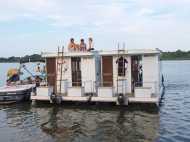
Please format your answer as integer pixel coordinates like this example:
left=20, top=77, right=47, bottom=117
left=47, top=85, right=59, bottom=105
left=102, top=56, right=113, bottom=87
left=46, top=58, right=56, bottom=89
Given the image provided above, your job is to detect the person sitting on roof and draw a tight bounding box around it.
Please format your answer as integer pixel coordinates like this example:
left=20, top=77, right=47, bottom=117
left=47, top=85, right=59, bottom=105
left=87, top=37, right=94, bottom=51
left=79, top=38, right=87, bottom=51
left=68, top=38, right=76, bottom=52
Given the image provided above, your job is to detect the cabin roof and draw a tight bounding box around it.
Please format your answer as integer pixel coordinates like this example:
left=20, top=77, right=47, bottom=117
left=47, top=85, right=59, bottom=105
left=99, top=49, right=160, bottom=56
left=42, top=51, right=96, bottom=58
left=42, top=49, right=160, bottom=58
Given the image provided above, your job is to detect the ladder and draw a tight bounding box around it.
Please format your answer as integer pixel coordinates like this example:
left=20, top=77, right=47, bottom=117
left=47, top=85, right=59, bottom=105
left=116, top=43, right=125, bottom=95
left=56, top=46, right=64, bottom=95
left=116, top=42, right=129, bottom=105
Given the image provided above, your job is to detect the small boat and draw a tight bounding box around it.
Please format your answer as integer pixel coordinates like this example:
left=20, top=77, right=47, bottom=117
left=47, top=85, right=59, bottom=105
left=0, top=62, right=46, bottom=104
left=0, top=84, right=35, bottom=104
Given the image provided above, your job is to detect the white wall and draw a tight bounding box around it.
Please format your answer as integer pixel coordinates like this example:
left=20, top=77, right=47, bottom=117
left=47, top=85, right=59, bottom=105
left=56, top=56, right=99, bottom=94
left=142, top=55, right=159, bottom=95
left=81, top=57, right=96, bottom=93
left=56, top=57, right=72, bottom=93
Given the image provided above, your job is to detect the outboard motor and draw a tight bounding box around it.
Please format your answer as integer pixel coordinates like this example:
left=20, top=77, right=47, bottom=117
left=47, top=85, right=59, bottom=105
left=117, top=93, right=125, bottom=105
left=31, top=86, right=36, bottom=96
left=50, top=93, right=62, bottom=104
left=50, top=92, right=57, bottom=104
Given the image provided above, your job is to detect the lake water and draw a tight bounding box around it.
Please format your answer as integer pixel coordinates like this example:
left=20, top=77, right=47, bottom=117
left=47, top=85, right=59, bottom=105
left=0, top=61, right=189, bottom=142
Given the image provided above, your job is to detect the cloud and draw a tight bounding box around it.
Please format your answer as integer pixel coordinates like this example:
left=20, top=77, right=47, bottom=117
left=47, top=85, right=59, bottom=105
left=0, top=0, right=190, bottom=57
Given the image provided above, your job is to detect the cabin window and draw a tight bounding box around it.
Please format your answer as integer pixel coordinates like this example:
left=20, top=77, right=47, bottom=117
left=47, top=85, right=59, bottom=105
left=71, top=57, right=81, bottom=86
left=116, top=56, right=128, bottom=76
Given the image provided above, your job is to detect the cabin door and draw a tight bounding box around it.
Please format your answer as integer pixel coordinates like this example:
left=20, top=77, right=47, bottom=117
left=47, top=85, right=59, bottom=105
left=71, top=57, right=82, bottom=86
left=102, top=56, right=113, bottom=87
left=46, top=58, right=56, bottom=92
left=131, top=56, right=143, bottom=92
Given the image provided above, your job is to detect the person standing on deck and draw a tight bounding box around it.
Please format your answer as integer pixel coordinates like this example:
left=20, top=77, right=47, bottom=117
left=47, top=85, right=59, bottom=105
left=87, top=37, right=94, bottom=51
left=79, top=39, right=87, bottom=51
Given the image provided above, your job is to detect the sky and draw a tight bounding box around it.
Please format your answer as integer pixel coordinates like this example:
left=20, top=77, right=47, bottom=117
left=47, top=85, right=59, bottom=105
left=0, top=0, right=189, bottom=57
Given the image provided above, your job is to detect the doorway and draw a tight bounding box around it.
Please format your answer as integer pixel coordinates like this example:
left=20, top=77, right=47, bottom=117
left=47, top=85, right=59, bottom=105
left=46, top=58, right=56, bottom=92
left=102, top=56, right=113, bottom=87
left=131, top=56, right=143, bottom=92
left=71, top=57, right=81, bottom=86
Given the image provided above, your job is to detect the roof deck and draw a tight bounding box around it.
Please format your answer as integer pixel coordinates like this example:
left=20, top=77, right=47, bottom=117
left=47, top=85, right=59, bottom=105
left=42, top=49, right=161, bottom=58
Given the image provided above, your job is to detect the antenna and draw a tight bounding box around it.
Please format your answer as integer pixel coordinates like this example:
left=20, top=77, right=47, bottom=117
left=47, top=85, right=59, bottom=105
left=117, top=42, right=120, bottom=50
left=123, top=42, right=126, bottom=50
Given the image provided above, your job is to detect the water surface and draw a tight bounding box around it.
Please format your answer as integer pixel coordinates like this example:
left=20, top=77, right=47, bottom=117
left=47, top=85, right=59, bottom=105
left=0, top=61, right=189, bottom=142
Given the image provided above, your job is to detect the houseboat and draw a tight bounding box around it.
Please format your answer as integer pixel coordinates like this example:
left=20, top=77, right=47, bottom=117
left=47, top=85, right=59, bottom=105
left=31, top=47, right=164, bottom=106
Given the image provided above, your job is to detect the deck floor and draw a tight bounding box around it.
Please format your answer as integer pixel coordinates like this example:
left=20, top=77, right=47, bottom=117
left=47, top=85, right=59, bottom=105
left=128, top=97, right=159, bottom=103
left=31, top=95, right=50, bottom=101
left=31, top=94, right=159, bottom=104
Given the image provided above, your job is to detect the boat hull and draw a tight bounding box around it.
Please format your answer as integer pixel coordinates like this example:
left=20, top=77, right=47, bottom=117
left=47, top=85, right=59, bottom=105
left=0, top=84, right=35, bottom=103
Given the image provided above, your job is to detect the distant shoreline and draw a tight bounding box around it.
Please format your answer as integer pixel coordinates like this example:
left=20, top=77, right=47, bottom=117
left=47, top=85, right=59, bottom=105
left=0, top=54, right=45, bottom=63
left=161, top=50, right=190, bottom=60
left=0, top=61, right=45, bottom=63
left=161, top=59, right=190, bottom=61
left=0, top=50, right=189, bottom=63
left=0, top=59, right=189, bottom=63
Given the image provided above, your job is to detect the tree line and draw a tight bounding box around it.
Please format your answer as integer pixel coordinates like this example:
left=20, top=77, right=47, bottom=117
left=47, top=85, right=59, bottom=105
left=0, top=50, right=190, bottom=62
left=0, top=54, right=45, bottom=63
left=161, top=50, right=190, bottom=60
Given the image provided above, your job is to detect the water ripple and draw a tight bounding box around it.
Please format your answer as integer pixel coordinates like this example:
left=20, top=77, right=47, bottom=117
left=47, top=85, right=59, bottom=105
left=0, top=61, right=189, bottom=142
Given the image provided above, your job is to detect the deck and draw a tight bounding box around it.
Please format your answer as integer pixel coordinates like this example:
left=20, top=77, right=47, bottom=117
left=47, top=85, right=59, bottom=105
left=128, top=97, right=159, bottom=103
left=31, top=94, right=159, bottom=105
left=31, top=95, right=50, bottom=101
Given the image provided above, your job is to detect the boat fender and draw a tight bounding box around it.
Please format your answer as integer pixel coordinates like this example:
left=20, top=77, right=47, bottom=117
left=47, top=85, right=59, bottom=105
left=55, top=96, right=62, bottom=104
left=117, top=93, right=124, bottom=105
left=31, top=87, right=37, bottom=96
left=87, top=93, right=93, bottom=103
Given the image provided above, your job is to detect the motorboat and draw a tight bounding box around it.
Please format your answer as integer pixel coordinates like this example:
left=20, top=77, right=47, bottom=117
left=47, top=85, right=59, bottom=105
left=0, top=84, right=35, bottom=104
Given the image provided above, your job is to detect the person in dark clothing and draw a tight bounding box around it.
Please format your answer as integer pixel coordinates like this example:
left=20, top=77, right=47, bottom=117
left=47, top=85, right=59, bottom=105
left=87, top=37, right=94, bottom=51
left=35, top=76, right=42, bottom=87
left=79, top=38, right=87, bottom=51
left=139, top=65, right=143, bottom=86
left=7, top=74, right=20, bottom=83
left=116, top=56, right=128, bottom=76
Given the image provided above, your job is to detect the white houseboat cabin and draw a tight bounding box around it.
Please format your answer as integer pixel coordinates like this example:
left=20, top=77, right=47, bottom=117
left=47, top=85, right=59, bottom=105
left=31, top=48, right=164, bottom=106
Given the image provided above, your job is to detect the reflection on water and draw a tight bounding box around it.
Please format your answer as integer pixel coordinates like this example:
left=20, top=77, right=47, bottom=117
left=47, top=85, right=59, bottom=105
left=0, top=103, right=159, bottom=142
left=158, top=61, right=190, bottom=142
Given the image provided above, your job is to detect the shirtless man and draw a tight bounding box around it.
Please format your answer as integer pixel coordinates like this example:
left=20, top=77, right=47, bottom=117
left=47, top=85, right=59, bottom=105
left=68, top=38, right=76, bottom=51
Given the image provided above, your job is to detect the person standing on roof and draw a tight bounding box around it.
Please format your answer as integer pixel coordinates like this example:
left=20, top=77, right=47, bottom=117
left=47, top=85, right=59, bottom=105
left=88, top=37, right=94, bottom=51
left=79, top=39, right=87, bottom=51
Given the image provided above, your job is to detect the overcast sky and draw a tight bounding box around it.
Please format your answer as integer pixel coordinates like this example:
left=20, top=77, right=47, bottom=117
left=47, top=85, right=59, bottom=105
left=0, top=0, right=189, bottom=57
